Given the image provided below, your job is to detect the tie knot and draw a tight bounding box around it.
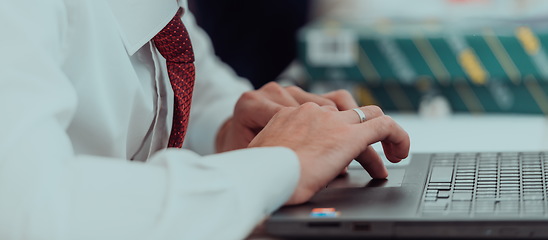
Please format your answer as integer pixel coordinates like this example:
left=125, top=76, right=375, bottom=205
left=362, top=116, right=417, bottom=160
left=153, top=8, right=195, bottom=63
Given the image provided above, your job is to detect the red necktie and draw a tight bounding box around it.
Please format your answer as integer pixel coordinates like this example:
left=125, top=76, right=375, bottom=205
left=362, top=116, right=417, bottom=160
left=153, top=8, right=195, bottom=148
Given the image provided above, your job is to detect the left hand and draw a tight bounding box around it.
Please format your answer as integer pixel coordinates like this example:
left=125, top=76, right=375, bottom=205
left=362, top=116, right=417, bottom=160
left=215, top=82, right=359, bottom=153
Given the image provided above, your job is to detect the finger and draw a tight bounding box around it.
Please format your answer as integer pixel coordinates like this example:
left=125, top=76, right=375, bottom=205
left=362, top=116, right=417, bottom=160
left=340, top=105, right=385, bottom=124
left=337, top=166, right=348, bottom=177
left=355, top=146, right=388, bottom=179
left=319, top=104, right=340, bottom=112
left=322, top=90, right=359, bottom=110
left=235, top=91, right=287, bottom=127
left=285, top=86, right=337, bottom=107
left=382, top=141, right=407, bottom=163
left=353, top=115, right=410, bottom=161
left=258, top=82, right=300, bottom=107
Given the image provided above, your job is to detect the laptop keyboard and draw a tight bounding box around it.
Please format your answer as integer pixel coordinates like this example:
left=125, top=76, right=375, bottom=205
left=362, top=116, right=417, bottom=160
left=420, top=152, right=547, bottom=216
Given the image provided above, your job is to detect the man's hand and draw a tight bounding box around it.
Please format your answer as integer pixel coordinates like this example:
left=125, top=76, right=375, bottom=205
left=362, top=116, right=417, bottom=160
left=216, top=82, right=359, bottom=153
left=248, top=103, right=410, bottom=205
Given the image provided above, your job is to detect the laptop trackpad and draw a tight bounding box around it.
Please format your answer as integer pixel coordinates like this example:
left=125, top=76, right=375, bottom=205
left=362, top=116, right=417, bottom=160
left=327, top=168, right=406, bottom=188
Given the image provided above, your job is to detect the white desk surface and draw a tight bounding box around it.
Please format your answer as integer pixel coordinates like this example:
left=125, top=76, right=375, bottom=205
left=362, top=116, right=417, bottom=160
left=374, top=113, right=548, bottom=153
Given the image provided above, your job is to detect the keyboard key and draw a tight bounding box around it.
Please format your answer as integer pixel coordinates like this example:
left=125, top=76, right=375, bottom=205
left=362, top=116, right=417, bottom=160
left=500, top=186, right=520, bottom=190
left=430, top=166, right=454, bottom=183
left=452, top=192, right=473, bottom=201
left=500, top=173, right=520, bottom=177
left=454, top=183, right=474, bottom=187
left=425, top=193, right=437, bottom=198
left=428, top=182, right=452, bottom=186
left=437, top=190, right=451, bottom=199
left=523, top=184, right=543, bottom=189
left=457, top=168, right=476, bottom=172
left=454, top=186, right=474, bottom=191
left=477, top=177, right=497, bottom=182
left=456, top=175, right=476, bottom=179
left=477, top=181, right=497, bottom=185
left=427, top=186, right=451, bottom=190
left=476, top=195, right=497, bottom=199
left=523, top=194, right=544, bottom=201
left=456, top=179, right=475, bottom=184
left=500, top=180, right=520, bottom=184
left=499, top=191, right=520, bottom=195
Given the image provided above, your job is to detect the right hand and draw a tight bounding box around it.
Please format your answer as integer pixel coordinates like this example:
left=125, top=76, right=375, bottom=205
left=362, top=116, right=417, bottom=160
left=248, top=103, right=410, bottom=205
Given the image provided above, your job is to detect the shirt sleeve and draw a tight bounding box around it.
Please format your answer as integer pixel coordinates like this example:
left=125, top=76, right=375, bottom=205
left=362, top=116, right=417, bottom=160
left=181, top=8, right=255, bottom=155
left=0, top=2, right=299, bottom=240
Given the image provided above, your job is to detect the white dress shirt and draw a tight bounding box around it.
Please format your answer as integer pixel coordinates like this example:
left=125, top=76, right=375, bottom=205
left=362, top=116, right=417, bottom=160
left=0, top=0, right=300, bottom=239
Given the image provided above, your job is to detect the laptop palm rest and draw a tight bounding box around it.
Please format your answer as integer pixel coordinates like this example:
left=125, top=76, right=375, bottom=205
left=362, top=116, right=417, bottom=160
left=266, top=155, right=430, bottom=238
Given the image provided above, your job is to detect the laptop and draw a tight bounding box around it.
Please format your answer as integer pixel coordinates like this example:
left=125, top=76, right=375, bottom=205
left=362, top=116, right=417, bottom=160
left=266, top=152, right=548, bottom=239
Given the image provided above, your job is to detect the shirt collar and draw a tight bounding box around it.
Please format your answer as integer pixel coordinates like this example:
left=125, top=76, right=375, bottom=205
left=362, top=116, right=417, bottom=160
left=107, top=0, right=183, bottom=55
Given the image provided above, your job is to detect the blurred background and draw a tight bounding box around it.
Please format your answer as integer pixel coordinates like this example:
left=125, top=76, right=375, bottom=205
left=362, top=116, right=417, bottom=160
left=188, top=0, right=311, bottom=89
left=190, top=0, right=548, bottom=116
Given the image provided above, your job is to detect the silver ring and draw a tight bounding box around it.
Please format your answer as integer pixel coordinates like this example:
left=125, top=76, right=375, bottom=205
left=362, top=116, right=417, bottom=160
left=352, top=108, right=367, bottom=123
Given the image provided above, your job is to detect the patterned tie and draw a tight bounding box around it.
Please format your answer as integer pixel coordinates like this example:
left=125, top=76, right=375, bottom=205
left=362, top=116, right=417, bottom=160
left=153, top=8, right=195, bottom=148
